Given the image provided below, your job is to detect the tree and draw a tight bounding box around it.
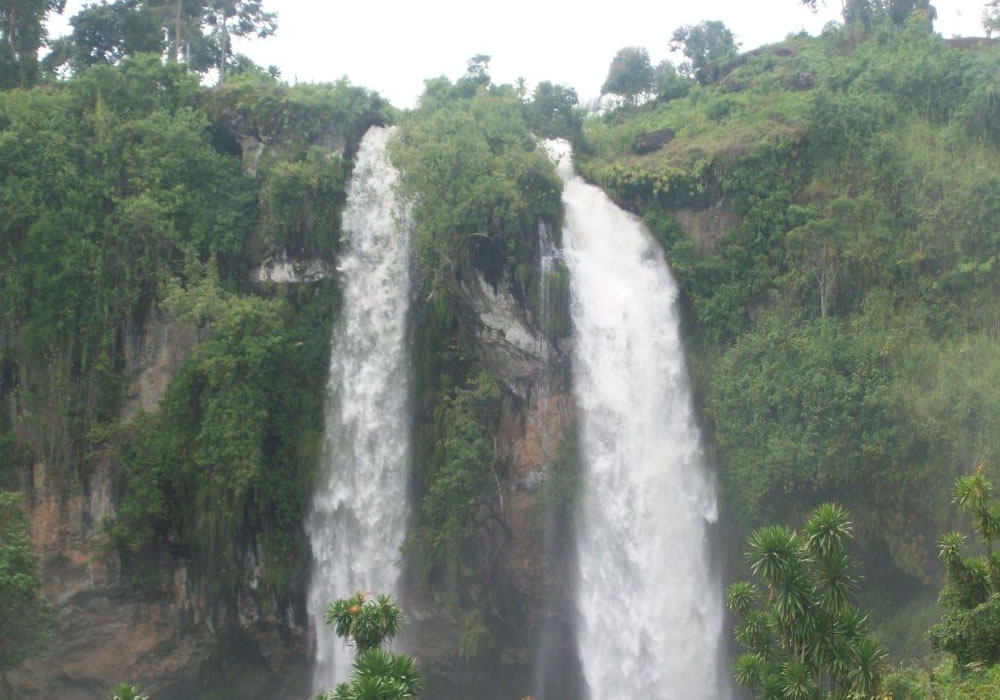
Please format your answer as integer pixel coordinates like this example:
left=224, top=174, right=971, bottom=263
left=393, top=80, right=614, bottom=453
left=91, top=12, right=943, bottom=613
left=600, top=46, right=653, bottom=105
left=929, top=465, right=1000, bottom=666
left=669, top=21, right=738, bottom=83
left=0, top=491, right=51, bottom=674
left=202, top=0, right=275, bottom=84
left=525, top=81, right=581, bottom=140
left=653, top=60, right=691, bottom=102
left=44, top=0, right=163, bottom=74
left=728, top=504, right=888, bottom=698
left=986, top=1, right=1000, bottom=35
left=0, top=0, right=66, bottom=88
left=799, top=0, right=935, bottom=27
left=317, top=592, right=423, bottom=700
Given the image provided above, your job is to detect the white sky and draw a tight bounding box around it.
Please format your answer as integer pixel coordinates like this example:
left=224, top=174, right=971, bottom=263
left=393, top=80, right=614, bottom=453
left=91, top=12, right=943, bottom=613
left=48, top=0, right=991, bottom=107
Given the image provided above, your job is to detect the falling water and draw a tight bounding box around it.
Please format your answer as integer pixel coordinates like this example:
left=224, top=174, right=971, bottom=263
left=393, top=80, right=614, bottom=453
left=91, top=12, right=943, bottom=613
left=306, top=126, right=412, bottom=693
left=546, top=140, right=728, bottom=699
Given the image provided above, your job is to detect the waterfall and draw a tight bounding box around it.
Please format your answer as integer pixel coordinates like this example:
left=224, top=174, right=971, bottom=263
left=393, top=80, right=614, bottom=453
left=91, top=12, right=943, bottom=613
left=546, top=140, right=728, bottom=699
left=305, top=126, right=412, bottom=693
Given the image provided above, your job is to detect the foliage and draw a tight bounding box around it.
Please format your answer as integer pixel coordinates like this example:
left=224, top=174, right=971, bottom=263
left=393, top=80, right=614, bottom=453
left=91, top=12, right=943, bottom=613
left=0, top=0, right=65, bottom=88
left=577, top=19, right=1000, bottom=608
left=0, top=57, right=364, bottom=608
left=728, top=504, right=888, bottom=698
left=107, top=683, right=150, bottom=700
left=524, top=81, right=582, bottom=142
left=258, top=146, right=348, bottom=257
left=46, top=0, right=277, bottom=81
left=317, top=592, right=423, bottom=700
left=209, top=72, right=392, bottom=156
left=929, top=468, right=1000, bottom=666
left=44, top=0, right=163, bottom=74
left=391, top=70, right=568, bottom=663
left=411, top=370, right=502, bottom=582
left=800, top=0, right=935, bottom=26
left=0, top=490, right=51, bottom=672
left=653, top=60, right=692, bottom=103
left=886, top=662, right=1000, bottom=699
left=669, top=21, right=739, bottom=83
left=0, top=55, right=253, bottom=474
left=600, top=46, right=653, bottom=104
left=989, top=2, right=1000, bottom=36
left=108, top=268, right=338, bottom=597
left=389, top=77, right=561, bottom=300
left=326, top=592, right=404, bottom=653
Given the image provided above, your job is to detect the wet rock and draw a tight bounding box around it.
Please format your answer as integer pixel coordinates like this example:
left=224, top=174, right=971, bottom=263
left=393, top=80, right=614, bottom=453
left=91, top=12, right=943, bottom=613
left=632, top=128, right=676, bottom=155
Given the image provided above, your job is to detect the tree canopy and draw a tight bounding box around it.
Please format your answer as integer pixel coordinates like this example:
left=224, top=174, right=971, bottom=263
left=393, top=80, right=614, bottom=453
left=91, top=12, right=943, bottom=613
left=728, top=504, right=887, bottom=699
left=42, top=0, right=276, bottom=82
left=318, top=592, right=423, bottom=700
left=669, top=20, right=739, bottom=82
left=600, top=46, right=653, bottom=104
left=0, top=0, right=65, bottom=87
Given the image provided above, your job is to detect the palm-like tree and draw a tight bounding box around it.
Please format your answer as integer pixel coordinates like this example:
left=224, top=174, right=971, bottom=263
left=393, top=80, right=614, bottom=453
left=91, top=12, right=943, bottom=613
left=107, top=684, right=149, bottom=700
left=318, top=592, right=422, bottom=700
left=728, top=504, right=886, bottom=699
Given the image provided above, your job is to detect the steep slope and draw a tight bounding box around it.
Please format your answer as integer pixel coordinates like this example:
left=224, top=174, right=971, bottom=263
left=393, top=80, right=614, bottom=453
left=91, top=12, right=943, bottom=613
left=580, top=18, right=1000, bottom=652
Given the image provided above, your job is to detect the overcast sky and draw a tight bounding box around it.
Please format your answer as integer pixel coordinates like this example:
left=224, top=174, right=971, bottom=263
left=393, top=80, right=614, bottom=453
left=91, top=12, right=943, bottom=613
left=48, top=0, right=991, bottom=107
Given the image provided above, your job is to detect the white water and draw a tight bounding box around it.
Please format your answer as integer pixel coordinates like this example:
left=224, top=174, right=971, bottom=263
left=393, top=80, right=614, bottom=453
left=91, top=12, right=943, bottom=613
left=547, top=140, right=728, bottom=699
left=306, top=126, right=412, bottom=693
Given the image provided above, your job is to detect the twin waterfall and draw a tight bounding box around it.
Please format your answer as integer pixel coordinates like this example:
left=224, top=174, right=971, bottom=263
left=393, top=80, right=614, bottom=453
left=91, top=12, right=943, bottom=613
left=305, top=127, right=412, bottom=692
left=306, top=128, right=727, bottom=698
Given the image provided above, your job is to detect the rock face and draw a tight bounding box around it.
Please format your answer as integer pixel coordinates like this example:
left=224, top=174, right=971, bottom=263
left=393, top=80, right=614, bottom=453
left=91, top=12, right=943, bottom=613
left=633, top=127, right=676, bottom=155
left=675, top=203, right=741, bottom=254
left=400, top=265, right=582, bottom=700
left=9, top=249, right=577, bottom=700
left=7, top=310, right=312, bottom=699
left=253, top=251, right=335, bottom=283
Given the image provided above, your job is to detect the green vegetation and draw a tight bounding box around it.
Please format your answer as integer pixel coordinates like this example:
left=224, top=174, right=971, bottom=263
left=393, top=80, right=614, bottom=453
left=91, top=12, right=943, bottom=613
left=318, top=592, right=422, bottom=700
left=8, top=0, right=1000, bottom=695
left=728, top=504, right=887, bottom=698
left=601, top=47, right=654, bottom=105
left=0, top=53, right=387, bottom=613
left=0, top=491, right=51, bottom=673
left=670, top=21, right=740, bottom=82
left=45, top=0, right=277, bottom=82
left=389, top=60, right=566, bottom=659
left=929, top=468, right=1000, bottom=666
left=107, top=683, right=150, bottom=700
left=581, top=14, right=1000, bottom=618
left=0, top=0, right=64, bottom=88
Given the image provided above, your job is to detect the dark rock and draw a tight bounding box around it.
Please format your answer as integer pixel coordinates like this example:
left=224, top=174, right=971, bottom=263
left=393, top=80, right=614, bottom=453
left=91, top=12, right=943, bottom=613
left=786, top=70, right=816, bottom=91
left=632, top=128, right=676, bottom=155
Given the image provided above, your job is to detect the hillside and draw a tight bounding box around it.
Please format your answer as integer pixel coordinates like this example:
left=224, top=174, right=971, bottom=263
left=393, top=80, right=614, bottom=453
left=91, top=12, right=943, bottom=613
left=4, top=6, right=1000, bottom=698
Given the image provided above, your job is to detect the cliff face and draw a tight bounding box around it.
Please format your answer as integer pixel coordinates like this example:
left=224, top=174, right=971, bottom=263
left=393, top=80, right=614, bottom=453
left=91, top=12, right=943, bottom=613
left=7, top=240, right=576, bottom=700
left=4, top=103, right=354, bottom=698
left=8, top=310, right=312, bottom=699
left=9, top=267, right=577, bottom=700
left=403, top=264, right=583, bottom=700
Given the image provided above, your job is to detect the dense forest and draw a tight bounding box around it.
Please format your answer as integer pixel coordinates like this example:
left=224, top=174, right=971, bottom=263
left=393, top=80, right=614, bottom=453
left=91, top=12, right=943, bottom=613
left=4, top=0, right=1000, bottom=698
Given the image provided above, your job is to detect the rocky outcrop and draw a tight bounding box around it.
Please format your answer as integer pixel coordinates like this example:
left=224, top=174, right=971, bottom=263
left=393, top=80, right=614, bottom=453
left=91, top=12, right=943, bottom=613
left=401, top=266, right=582, bottom=700
left=633, top=128, right=676, bottom=155
left=675, top=202, right=741, bottom=254
left=120, top=309, right=200, bottom=421
left=253, top=251, right=335, bottom=283
left=7, top=306, right=312, bottom=699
